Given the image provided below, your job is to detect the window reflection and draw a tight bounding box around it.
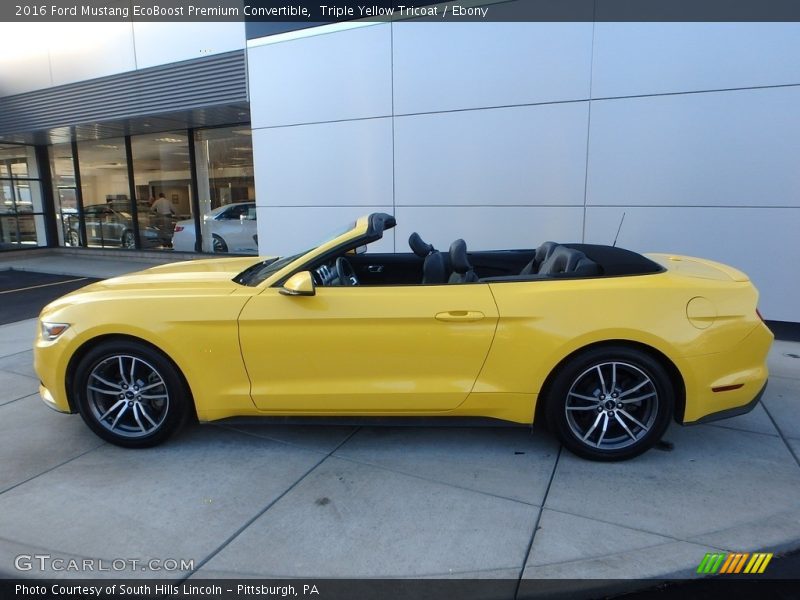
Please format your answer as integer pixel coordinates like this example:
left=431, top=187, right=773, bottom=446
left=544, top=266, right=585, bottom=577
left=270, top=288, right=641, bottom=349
left=192, top=126, right=256, bottom=254
left=75, top=138, right=139, bottom=248
left=131, top=131, right=192, bottom=250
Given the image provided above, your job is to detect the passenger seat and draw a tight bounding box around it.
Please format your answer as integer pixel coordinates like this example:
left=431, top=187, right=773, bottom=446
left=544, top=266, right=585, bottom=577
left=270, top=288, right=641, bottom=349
left=448, top=239, right=479, bottom=283
left=409, top=232, right=450, bottom=284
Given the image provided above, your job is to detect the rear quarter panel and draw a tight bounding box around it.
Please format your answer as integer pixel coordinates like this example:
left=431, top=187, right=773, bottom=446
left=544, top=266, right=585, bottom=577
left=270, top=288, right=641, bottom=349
left=480, top=271, right=762, bottom=406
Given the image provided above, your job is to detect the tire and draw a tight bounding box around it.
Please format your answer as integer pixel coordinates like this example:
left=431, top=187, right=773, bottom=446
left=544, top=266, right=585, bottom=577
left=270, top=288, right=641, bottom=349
left=72, top=340, right=190, bottom=448
left=121, top=230, right=136, bottom=249
left=545, top=345, right=674, bottom=461
left=68, top=229, right=81, bottom=247
left=212, top=234, right=228, bottom=253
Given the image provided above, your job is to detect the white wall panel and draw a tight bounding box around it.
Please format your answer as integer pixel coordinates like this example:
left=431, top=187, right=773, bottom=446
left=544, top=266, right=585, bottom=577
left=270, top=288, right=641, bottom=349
left=394, top=206, right=584, bottom=253
left=133, top=22, right=245, bottom=69
left=393, top=21, right=593, bottom=114
left=49, top=23, right=137, bottom=86
left=248, top=24, right=392, bottom=128
left=256, top=206, right=395, bottom=256
left=0, top=23, right=52, bottom=95
left=587, top=87, right=800, bottom=207
left=252, top=118, right=393, bottom=207
left=585, top=206, right=800, bottom=322
left=593, top=23, right=800, bottom=98
left=394, top=103, right=589, bottom=207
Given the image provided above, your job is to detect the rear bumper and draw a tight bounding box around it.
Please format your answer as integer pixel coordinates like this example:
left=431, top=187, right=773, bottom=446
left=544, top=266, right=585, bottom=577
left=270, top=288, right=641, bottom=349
left=688, top=380, right=767, bottom=425
left=680, top=322, right=773, bottom=424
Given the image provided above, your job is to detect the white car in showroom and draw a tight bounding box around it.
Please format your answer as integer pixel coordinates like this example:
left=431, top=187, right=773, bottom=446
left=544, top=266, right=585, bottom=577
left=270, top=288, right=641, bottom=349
left=172, top=202, right=257, bottom=253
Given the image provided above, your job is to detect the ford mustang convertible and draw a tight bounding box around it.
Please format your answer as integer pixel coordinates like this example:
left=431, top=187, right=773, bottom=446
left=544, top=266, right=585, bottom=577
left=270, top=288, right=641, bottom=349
left=34, top=213, right=772, bottom=460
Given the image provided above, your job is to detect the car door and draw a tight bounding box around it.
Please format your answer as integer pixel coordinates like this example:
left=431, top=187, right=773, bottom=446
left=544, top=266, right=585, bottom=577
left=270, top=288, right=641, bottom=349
left=238, top=283, right=499, bottom=412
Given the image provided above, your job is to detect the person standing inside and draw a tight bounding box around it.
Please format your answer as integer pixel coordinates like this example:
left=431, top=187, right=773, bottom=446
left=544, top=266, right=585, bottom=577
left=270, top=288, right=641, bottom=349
left=151, top=193, right=174, bottom=216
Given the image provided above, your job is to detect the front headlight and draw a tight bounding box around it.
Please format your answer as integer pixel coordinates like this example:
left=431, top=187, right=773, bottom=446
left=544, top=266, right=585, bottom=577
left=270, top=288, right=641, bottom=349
left=41, top=322, right=70, bottom=341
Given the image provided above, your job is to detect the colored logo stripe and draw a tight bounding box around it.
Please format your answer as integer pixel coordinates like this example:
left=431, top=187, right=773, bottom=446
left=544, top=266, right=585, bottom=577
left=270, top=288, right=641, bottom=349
left=697, top=552, right=773, bottom=575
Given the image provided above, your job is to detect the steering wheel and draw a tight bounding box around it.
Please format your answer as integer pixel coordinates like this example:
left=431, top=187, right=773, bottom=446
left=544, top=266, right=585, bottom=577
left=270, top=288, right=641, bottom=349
left=335, top=257, right=359, bottom=286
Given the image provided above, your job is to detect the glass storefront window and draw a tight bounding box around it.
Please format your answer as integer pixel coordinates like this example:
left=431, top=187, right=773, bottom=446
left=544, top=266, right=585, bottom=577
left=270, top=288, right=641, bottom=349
left=130, top=131, right=192, bottom=250
left=0, top=143, right=46, bottom=250
left=194, top=126, right=256, bottom=254
left=76, top=138, right=136, bottom=248
left=49, top=142, right=78, bottom=246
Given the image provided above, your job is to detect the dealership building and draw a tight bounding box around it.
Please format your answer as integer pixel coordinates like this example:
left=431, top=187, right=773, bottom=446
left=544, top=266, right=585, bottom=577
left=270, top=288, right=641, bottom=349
left=0, top=9, right=798, bottom=323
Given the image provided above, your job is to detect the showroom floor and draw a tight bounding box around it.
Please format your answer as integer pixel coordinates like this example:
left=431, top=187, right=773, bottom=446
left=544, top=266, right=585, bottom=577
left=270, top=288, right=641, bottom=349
left=1, top=255, right=799, bottom=598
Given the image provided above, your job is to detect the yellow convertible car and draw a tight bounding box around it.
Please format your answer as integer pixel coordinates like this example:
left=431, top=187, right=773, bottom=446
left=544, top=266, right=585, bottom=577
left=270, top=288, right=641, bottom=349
left=34, top=213, right=772, bottom=460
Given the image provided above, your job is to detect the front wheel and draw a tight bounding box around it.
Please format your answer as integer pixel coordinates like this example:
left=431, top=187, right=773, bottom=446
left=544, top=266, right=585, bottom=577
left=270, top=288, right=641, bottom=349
left=545, top=346, right=674, bottom=461
left=121, top=230, right=136, bottom=249
left=72, top=340, right=190, bottom=448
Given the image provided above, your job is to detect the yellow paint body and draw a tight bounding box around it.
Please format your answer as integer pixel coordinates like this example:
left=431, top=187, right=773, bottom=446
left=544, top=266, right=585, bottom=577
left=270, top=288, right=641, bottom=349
left=34, top=217, right=772, bottom=426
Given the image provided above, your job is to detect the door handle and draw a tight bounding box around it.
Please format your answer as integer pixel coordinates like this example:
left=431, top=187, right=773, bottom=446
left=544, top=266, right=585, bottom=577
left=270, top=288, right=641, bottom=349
left=435, top=310, right=485, bottom=322
left=367, top=265, right=384, bottom=273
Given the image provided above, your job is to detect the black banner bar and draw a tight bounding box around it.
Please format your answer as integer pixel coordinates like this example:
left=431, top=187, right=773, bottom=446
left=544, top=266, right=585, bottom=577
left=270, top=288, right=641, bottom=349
left=3, top=0, right=800, bottom=23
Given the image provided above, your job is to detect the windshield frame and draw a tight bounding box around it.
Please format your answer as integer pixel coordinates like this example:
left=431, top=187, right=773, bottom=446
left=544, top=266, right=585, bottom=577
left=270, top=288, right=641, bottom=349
left=234, top=213, right=396, bottom=288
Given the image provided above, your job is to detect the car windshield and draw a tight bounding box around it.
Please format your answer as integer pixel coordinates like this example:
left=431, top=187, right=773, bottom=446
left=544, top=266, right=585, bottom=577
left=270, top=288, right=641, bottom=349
left=234, top=254, right=303, bottom=287
left=233, top=220, right=359, bottom=287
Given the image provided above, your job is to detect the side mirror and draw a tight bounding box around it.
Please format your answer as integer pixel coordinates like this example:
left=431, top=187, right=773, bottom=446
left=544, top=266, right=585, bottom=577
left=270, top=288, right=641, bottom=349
left=280, top=271, right=315, bottom=296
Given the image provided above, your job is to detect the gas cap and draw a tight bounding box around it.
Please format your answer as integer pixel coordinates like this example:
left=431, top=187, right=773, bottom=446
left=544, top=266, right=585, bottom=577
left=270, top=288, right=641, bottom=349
left=686, top=296, right=716, bottom=329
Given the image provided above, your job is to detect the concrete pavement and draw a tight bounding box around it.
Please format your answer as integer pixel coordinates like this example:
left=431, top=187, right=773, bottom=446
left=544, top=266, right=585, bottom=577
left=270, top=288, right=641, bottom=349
left=0, top=253, right=799, bottom=596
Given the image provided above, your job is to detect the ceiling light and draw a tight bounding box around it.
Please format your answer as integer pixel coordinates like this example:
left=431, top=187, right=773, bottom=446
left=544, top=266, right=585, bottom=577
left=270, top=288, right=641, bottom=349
left=96, top=144, right=118, bottom=149
left=154, top=137, right=184, bottom=143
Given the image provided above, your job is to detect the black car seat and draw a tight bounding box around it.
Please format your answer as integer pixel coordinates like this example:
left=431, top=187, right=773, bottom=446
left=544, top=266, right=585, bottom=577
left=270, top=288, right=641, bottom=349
left=538, top=246, right=600, bottom=276
left=448, top=239, right=479, bottom=283
left=520, top=241, right=558, bottom=275
left=408, top=232, right=450, bottom=284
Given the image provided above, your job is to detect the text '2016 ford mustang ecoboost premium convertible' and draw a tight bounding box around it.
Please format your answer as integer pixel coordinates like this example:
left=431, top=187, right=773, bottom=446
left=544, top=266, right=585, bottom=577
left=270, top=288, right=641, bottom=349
left=34, top=214, right=772, bottom=460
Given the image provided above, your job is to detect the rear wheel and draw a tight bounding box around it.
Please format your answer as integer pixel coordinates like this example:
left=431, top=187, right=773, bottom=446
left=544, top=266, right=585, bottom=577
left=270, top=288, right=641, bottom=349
left=73, top=340, right=190, bottom=448
left=212, top=234, right=228, bottom=253
left=545, top=346, right=674, bottom=461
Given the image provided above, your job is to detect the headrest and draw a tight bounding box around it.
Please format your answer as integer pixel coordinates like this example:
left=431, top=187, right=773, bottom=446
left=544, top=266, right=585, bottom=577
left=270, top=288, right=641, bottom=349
left=535, top=241, right=558, bottom=264
left=449, top=239, right=472, bottom=274
left=409, top=232, right=434, bottom=257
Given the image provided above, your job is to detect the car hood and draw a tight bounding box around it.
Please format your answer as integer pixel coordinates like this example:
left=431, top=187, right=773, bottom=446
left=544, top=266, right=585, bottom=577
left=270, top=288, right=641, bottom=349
left=92, top=257, right=269, bottom=289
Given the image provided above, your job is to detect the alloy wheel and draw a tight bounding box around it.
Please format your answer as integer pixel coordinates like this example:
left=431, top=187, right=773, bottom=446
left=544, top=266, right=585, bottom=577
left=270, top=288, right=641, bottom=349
left=564, top=361, right=659, bottom=451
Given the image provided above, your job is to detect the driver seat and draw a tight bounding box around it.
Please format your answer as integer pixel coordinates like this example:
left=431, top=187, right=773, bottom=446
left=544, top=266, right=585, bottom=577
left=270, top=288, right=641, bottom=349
left=409, top=232, right=450, bottom=284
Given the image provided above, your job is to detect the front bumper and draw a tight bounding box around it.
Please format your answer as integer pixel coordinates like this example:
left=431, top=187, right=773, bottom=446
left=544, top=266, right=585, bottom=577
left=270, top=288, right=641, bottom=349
left=39, top=383, right=71, bottom=413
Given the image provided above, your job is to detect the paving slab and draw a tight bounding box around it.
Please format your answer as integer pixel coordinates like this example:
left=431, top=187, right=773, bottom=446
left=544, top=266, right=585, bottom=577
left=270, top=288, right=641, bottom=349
left=0, top=370, right=39, bottom=406
left=544, top=424, right=800, bottom=541
left=525, top=509, right=674, bottom=569
left=519, top=540, right=720, bottom=594
left=0, top=395, right=103, bottom=492
left=761, top=375, right=800, bottom=441
left=0, top=349, right=36, bottom=379
left=0, top=319, right=36, bottom=358
left=333, top=426, right=559, bottom=504
left=195, top=456, right=538, bottom=578
left=768, top=340, right=800, bottom=380
left=0, top=425, right=327, bottom=578
left=216, top=423, right=357, bottom=455
left=691, top=507, right=800, bottom=555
